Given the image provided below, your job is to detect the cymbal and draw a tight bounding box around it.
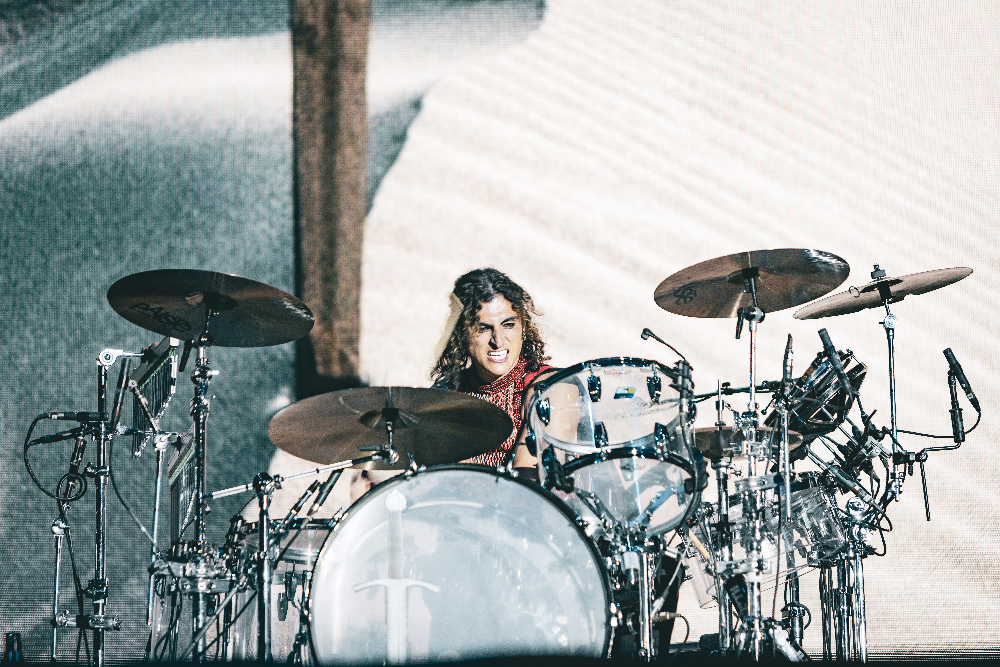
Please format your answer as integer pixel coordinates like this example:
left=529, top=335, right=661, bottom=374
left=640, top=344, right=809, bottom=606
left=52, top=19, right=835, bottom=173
left=267, top=387, right=514, bottom=470
left=793, top=267, right=973, bottom=320
left=693, top=426, right=803, bottom=460
left=107, top=269, right=314, bottom=347
left=654, top=249, right=850, bottom=318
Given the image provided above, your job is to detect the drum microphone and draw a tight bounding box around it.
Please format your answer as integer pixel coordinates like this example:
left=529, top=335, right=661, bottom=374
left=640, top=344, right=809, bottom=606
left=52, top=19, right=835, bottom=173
left=641, top=328, right=687, bottom=362
left=817, top=329, right=855, bottom=400
left=277, top=480, right=323, bottom=532
left=108, top=358, right=133, bottom=434
left=782, top=334, right=793, bottom=390
left=67, top=433, right=88, bottom=478
left=40, top=411, right=108, bottom=422
left=943, top=348, right=979, bottom=412
left=30, top=426, right=87, bottom=444
left=805, top=449, right=873, bottom=504
left=307, top=469, right=344, bottom=517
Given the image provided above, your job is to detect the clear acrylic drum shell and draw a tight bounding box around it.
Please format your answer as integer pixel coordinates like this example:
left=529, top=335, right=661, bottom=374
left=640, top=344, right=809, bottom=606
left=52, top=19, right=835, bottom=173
left=308, top=465, right=612, bottom=664
left=528, top=358, right=698, bottom=536
left=227, top=519, right=334, bottom=662
left=687, top=478, right=847, bottom=607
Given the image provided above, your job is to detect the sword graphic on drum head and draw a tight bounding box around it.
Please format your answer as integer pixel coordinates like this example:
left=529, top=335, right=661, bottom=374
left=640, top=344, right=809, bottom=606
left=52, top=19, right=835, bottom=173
left=353, top=489, right=440, bottom=664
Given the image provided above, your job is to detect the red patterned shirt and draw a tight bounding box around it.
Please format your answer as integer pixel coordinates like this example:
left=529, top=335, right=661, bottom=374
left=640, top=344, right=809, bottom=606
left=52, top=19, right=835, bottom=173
left=459, top=357, right=556, bottom=467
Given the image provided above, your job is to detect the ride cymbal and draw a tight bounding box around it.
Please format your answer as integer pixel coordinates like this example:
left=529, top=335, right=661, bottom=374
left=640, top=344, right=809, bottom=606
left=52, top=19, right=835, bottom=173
left=107, top=269, right=314, bottom=347
left=267, top=386, right=514, bottom=470
left=654, top=249, right=850, bottom=318
left=793, top=267, right=973, bottom=320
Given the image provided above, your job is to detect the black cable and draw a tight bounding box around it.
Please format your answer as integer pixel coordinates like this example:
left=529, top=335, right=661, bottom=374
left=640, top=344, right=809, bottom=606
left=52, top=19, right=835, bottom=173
left=24, top=417, right=87, bottom=502
left=107, top=438, right=156, bottom=545
left=677, top=613, right=691, bottom=644
left=897, top=409, right=981, bottom=439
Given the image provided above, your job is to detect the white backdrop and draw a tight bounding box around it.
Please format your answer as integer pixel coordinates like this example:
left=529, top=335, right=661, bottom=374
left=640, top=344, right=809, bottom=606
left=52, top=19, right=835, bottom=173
left=353, top=0, right=999, bottom=656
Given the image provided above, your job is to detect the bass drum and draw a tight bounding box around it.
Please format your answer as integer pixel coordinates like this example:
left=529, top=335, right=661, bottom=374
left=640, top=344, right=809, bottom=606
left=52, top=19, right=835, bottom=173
left=309, top=465, right=611, bottom=664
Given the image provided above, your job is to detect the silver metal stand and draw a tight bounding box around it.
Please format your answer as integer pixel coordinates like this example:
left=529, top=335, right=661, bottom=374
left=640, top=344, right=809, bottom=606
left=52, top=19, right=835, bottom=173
left=711, top=383, right=734, bottom=655
left=821, top=498, right=868, bottom=661
left=254, top=474, right=274, bottom=663
left=146, top=436, right=169, bottom=625
left=188, top=338, right=216, bottom=662
left=50, top=516, right=68, bottom=661
left=718, top=272, right=802, bottom=660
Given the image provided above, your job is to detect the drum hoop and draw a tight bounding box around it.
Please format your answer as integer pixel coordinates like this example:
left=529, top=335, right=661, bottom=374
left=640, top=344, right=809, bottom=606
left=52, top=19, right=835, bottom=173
left=531, top=356, right=682, bottom=393
left=313, top=463, right=613, bottom=657
left=536, top=403, right=696, bottom=450
left=563, top=444, right=696, bottom=476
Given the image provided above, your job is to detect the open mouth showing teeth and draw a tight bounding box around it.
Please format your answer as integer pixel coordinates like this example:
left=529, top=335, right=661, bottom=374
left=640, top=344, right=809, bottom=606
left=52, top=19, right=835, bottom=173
left=487, top=351, right=508, bottom=362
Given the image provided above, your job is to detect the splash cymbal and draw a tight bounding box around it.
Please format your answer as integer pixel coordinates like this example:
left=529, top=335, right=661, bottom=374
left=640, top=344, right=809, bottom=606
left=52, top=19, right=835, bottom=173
left=654, top=249, right=850, bottom=318
left=793, top=267, right=972, bottom=320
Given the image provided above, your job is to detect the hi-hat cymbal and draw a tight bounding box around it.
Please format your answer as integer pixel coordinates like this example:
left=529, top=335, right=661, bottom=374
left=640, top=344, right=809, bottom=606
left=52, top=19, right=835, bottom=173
left=793, top=267, right=973, bottom=320
left=654, top=249, right=850, bottom=318
left=107, top=269, right=314, bottom=347
left=267, top=387, right=514, bottom=470
left=693, top=426, right=803, bottom=460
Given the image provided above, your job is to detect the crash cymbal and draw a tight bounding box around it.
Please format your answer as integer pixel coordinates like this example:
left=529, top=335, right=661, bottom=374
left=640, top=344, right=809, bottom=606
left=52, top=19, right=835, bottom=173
left=693, top=426, right=803, bottom=460
left=654, top=249, right=850, bottom=318
left=793, top=267, right=973, bottom=320
left=107, top=269, right=314, bottom=347
left=267, top=387, right=514, bottom=470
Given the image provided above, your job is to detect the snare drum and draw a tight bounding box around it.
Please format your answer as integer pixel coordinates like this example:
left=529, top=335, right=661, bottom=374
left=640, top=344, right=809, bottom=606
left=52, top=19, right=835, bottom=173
left=309, top=465, right=611, bottom=664
left=527, top=358, right=701, bottom=537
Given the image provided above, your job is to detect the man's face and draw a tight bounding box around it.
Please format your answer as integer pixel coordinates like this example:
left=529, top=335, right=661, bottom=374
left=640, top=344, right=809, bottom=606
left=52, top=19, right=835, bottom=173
left=468, top=295, right=523, bottom=384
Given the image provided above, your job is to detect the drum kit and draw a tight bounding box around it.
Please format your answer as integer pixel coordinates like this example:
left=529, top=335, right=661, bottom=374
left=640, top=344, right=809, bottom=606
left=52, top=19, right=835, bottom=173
left=25, top=251, right=976, bottom=665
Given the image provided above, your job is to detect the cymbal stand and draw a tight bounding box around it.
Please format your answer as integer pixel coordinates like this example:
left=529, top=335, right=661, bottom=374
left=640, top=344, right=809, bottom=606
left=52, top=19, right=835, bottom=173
left=729, top=273, right=803, bottom=660
left=711, top=382, right=734, bottom=655
left=188, top=302, right=221, bottom=662
left=733, top=270, right=769, bottom=659
left=883, top=319, right=904, bottom=504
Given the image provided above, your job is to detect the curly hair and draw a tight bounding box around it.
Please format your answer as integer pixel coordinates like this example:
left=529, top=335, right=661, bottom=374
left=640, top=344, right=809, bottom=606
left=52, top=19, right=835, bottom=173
left=431, top=268, right=548, bottom=389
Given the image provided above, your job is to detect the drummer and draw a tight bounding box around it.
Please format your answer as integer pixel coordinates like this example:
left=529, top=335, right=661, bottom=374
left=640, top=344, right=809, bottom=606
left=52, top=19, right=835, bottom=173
left=430, top=267, right=557, bottom=476
left=432, top=267, right=684, bottom=658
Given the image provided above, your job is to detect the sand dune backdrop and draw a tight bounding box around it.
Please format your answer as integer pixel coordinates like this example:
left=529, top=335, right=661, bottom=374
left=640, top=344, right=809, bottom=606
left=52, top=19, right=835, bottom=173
left=1, top=0, right=997, bottom=659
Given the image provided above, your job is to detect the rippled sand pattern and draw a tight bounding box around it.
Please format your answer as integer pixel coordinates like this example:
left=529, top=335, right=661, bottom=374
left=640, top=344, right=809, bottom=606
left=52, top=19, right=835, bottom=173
left=357, top=0, right=1000, bottom=656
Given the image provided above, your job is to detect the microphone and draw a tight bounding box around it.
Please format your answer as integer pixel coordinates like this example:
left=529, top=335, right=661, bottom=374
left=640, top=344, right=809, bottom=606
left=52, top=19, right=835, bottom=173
left=782, top=334, right=794, bottom=390
left=805, top=449, right=873, bottom=504
left=817, top=329, right=855, bottom=400
left=943, top=348, right=979, bottom=412
left=31, top=427, right=86, bottom=444
left=108, top=359, right=133, bottom=434
left=948, top=372, right=965, bottom=444
left=41, top=411, right=108, bottom=422
left=68, top=433, right=88, bottom=477
left=641, top=328, right=687, bottom=362
left=276, top=480, right=322, bottom=534
left=306, top=469, right=344, bottom=517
